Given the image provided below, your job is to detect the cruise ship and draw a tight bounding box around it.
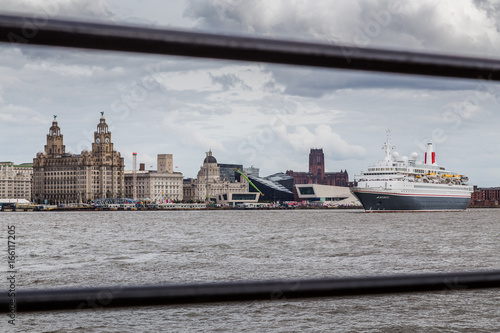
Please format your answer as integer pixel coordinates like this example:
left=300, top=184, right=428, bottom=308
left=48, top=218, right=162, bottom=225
left=351, top=134, right=473, bottom=212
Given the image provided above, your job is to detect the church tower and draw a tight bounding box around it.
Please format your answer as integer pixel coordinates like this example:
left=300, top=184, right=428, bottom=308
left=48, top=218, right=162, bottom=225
left=44, top=116, right=65, bottom=156
left=309, top=148, right=325, bottom=182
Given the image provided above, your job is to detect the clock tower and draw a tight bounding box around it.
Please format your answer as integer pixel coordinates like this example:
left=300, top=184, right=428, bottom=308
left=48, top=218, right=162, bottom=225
left=44, top=116, right=65, bottom=156
left=33, top=113, right=125, bottom=204
left=92, top=112, right=112, bottom=153
left=90, top=112, right=124, bottom=198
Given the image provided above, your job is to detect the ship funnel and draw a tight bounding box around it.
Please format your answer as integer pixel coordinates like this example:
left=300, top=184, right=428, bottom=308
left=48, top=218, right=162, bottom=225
left=424, top=142, right=436, bottom=165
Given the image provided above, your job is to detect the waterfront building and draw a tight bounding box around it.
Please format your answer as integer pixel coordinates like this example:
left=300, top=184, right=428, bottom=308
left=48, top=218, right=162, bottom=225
left=219, top=163, right=243, bottom=182
left=470, top=186, right=500, bottom=206
left=215, top=192, right=260, bottom=207
left=243, top=165, right=260, bottom=178
left=32, top=114, right=125, bottom=204
left=124, top=154, right=183, bottom=202
left=264, top=172, right=294, bottom=192
left=295, top=184, right=360, bottom=206
left=183, top=178, right=196, bottom=201
left=247, top=174, right=294, bottom=202
left=183, top=150, right=248, bottom=202
left=157, top=154, right=173, bottom=173
left=286, top=148, right=349, bottom=201
left=0, top=162, right=33, bottom=200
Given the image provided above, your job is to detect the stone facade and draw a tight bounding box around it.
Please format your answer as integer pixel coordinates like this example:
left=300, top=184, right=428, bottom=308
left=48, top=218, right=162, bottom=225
left=0, top=162, right=33, bottom=200
left=124, top=154, right=183, bottom=202
left=183, top=150, right=248, bottom=202
left=32, top=115, right=125, bottom=204
left=157, top=154, right=173, bottom=173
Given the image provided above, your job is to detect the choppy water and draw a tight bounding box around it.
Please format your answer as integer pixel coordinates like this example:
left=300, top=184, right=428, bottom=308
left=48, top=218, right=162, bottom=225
left=2, top=209, right=500, bottom=332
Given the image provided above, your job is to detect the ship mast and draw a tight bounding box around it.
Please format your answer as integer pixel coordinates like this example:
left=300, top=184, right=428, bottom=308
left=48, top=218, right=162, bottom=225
left=383, top=130, right=394, bottom=164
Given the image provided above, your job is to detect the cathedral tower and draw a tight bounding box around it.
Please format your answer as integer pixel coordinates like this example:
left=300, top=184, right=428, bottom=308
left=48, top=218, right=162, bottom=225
left=309, top=148, right=325, bottom=182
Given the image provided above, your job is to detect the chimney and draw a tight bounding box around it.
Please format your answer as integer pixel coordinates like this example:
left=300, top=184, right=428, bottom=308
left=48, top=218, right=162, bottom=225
left=425, top=142, right=436, bottom=165
left=139, top=163, right=145, bottom=171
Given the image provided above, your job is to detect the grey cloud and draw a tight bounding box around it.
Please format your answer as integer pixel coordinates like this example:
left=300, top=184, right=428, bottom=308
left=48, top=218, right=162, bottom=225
left=0, top=0, right=113, bottom=21
left=209, top=72, right=252, bottom=91
left=269, top=65, right=480, bottom=98
left=185, top=0, right=500, bottom=98
left=185, top=0, right=363, bottom=41
left=474, top=0, right=500, bottom=32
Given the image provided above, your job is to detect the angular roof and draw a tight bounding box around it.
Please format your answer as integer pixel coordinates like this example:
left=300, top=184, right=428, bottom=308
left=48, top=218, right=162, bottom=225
left=265, top=172, right=293, bottom=182
left=248, top=175, right=292, bottom=194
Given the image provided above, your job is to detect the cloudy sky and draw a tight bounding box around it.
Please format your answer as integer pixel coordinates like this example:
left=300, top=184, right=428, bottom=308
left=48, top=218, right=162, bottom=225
left=1, top=0, right=500, bottom=186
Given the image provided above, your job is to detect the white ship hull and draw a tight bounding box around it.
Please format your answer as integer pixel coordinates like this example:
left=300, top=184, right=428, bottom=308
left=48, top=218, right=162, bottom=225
left=351, top=182, right=472, bottom=212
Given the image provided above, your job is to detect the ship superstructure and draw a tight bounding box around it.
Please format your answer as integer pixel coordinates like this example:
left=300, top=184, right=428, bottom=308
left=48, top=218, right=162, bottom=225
left=351, top=133, right=473, bottom=211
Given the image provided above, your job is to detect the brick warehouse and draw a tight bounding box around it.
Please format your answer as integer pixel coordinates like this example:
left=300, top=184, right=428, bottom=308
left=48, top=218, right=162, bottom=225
left=470, top=186, right=500, bottom=207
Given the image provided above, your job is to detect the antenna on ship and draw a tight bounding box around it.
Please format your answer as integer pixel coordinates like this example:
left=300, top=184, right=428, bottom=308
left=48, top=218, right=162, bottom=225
left=383, top=129, right=395, bottom=163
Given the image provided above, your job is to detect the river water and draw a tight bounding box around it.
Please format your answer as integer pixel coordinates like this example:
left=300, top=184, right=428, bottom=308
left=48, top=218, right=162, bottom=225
left=2, top=209, right=500, bottom=332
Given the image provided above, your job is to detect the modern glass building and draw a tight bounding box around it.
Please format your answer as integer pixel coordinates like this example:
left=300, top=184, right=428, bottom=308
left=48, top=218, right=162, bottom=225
left=295, top=184, right=359, bottom=206
left=215, top=192, right=260, bottom=206
left=218, top=163, right=243, bottom=182
left=247, top=175, right=294, bottom=202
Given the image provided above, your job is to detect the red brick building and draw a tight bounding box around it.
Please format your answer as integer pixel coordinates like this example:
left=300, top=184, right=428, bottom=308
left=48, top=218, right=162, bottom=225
left=470, top=186, right=500, bottom=206
left=286, top=148, right=349, bottom=200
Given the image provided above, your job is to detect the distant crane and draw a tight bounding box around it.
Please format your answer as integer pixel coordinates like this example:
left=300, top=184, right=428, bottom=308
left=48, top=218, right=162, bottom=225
left=235, top=168, right=263, bottom=196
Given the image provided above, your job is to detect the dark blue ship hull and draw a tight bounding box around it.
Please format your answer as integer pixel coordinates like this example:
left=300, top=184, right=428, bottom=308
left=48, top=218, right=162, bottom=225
left=352, top=190, right=471, bottom=212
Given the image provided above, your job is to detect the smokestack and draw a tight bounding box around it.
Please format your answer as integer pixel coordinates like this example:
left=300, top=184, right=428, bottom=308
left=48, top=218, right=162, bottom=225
left=425, top=142, right=436, bottom=165
left=132, top=152, right=137, bottom=200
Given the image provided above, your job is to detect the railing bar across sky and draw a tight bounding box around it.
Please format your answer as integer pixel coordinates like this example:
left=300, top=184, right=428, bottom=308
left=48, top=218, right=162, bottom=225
left=1, top=14, right=500, bottom=81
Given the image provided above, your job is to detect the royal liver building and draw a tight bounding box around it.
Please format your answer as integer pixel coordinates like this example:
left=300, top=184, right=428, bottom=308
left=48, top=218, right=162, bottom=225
left=32, top=114, right=125, bottom=204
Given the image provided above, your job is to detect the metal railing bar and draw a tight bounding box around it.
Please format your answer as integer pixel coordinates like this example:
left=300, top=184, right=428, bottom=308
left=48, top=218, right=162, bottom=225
left=3, top=270, right=500, bottom=313
left=1, top=14, right=500, bottom=81
left=2, top=14, right=499, bottom=314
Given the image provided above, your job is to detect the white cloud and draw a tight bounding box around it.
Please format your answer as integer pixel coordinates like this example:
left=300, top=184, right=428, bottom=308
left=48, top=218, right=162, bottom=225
left=277, top=124, right=366, bottom=159
left=24, top=62, right=101, bottom=77
left=161, top=110, right=226, bottom=152
left=0, top=104, right=45, bottom=124
left=186, top=0, right=500, bottom=56
left=185, top=0, right=363, bottom=41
